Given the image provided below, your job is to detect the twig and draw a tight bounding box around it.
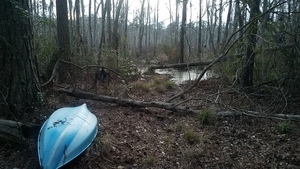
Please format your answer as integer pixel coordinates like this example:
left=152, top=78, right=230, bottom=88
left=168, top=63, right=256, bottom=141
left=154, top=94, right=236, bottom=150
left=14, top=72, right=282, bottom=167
left=59, top=60, right=128, bottom=85
left=41, top=59, right=128, bottom=87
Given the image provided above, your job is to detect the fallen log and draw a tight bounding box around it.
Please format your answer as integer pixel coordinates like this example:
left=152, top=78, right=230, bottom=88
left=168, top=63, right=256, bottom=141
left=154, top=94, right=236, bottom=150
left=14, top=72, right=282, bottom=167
left=55, top=86, right=201, bottom=114
left=148, top=61, right=212, bottom=70
left=0, top=119, right=40, bottom=145
left=217, top=111, right=300, bottom=121
left=55, top=86, right=300, bottom=121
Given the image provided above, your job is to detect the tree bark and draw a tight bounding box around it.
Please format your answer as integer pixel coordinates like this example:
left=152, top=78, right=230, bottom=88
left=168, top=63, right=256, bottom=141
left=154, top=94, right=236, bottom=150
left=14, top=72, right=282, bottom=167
left=239, top=0, right=260, bottom=88
left=0, top=0, right=41, bottom=116
left=138, top=0, right=146, bottom=57
left=75, top=0, right=81, bottom=47
left=217, top=0, right=223, bottom=44
left=112, top=0, right=124, bottom=54
left=56, top=0, right=71, bottom=82
left=81, top=0, right=86, bottom=47
left=88, top=0, right=93, bottom=49
left=123, top=0, right=129, bottom=58
left=175, top=0, right=179, bottom=47
left=223, top=0, right=232, bottom=43
left=68, top=0, right=73, bottom=39
left=98, top=0, right=106, bottom=64
left=93, top=0, right=101, bottom=49
left=197, top=0, right=202, bottom=59
left=106, top=0, right=112, bottom=47
left=179, top=0, right=188, bottom=63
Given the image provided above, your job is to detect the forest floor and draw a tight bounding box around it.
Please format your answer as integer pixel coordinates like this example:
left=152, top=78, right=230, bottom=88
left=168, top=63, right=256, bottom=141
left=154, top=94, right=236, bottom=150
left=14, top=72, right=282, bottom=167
left=1, top=72, right=300, bottom=169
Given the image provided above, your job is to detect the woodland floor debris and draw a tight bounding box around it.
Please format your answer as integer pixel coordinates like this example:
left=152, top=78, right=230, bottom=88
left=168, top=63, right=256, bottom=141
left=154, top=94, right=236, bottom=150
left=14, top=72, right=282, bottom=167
left=1, top=76, right=300, bottom=169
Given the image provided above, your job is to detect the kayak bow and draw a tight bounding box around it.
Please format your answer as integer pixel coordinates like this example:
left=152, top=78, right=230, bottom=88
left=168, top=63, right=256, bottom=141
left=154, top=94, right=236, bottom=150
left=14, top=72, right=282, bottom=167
left=38, top=104, right=98, bottom=169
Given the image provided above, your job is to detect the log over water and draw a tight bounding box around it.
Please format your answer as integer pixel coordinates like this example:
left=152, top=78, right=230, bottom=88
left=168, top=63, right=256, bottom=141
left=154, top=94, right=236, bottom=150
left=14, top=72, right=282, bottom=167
left=148, top=61, right=212, bottom=70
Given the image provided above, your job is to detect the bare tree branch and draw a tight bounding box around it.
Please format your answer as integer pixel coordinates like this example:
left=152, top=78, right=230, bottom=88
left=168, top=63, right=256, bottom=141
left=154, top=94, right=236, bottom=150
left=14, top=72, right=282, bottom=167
left=167, top=1, right=288, bottom=102
left=41, top=59, right=128, bottom=87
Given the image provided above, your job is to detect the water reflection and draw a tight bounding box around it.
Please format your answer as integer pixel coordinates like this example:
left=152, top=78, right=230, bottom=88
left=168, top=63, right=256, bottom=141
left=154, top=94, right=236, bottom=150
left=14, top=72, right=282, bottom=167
left=155, top=68, right=214, bottom=84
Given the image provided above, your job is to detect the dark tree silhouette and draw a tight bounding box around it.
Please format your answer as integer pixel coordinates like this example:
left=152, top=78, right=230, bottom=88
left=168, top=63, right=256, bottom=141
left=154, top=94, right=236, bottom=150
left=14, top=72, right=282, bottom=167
left=0, top=0, right=41, bottom=116
left=179, top=0, right=188, bottom=63
left=56, top=0, right=71, bottom=82
left=239, top=0, right=260, bottom=88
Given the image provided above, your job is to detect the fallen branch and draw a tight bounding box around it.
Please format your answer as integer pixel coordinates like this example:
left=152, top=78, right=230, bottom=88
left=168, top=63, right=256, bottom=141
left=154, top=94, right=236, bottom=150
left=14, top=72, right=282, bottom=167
left=217, top=110, right=300, bottom=121
left=54, top=86, right=201, bottom=114
left=41, top=59, right=128, bottom=87
left=148, top=61, right=212, bottom=70
left=0, top=119, right=40, bottom=145
left=54, top=85, right=300, bottom=122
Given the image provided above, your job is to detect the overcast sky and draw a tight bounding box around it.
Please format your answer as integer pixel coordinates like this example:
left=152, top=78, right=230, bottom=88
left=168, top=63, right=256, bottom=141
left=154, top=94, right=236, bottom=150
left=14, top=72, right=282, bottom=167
left=46, top=0, right=228, bottom=26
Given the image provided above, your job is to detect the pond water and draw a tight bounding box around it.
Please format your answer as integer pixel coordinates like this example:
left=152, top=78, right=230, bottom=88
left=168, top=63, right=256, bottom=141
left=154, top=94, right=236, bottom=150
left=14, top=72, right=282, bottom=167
left=154, top=68, right=215, bottom=84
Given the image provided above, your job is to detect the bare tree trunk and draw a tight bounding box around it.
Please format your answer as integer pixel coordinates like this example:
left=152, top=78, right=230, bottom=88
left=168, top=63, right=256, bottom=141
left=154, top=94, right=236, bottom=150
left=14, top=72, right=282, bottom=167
left=197, top=0, right=202, bottom=59
left=42, top=0, right=46, bottom=17
left=175, top=0, right=179, bottom=47
left=112, top=0, right=124, bottom=54
left=145, top=0, right=150, bottom=50
left=234, top=0, right=244, bottom=43
left=75, top=0, right=83, bottom=55
left=223, top=0, right=232, bottom=43
left=81, top=0, right=87, bottom=55
left=42, top=0, right=46, bottom=33
left=57, top=0, right=71, bottom=59
left=138, top=0, right=146, bottom=57
left=106, top=0, right=112, bottom=47
left=81, top=0, right=85, bottom=37
left=239, top=0, right=260, bottom=88
left=29, top=0, right=33, bottom=13
left=98, top=0, right=106, bottom=64
left=168, top=0, right=173, bottom=44
left=88, top=0, right=93, bottom=49
left=153, top=3, right=159, bottom=57
left=147, top=0, right=151, bottom=51
left=179, top=0, right=187, bottom=63
left=123, top=0, right=128, bottom=58
left=57, top=0, right=71, bottom=82
left=211, top=0, right=217, bottom=51
left=33, top=0, right=37, bottom=15
left=75, top=0, right=81, bottom=38
left=217, top=0, right=223, bottom=45
left=68, top=0, right=73, bottom=40
left=93, top=0, right=101, bottom=48
left=0, top=0, right=41, bottom=116
left=48, top=0, right=54, bottom=36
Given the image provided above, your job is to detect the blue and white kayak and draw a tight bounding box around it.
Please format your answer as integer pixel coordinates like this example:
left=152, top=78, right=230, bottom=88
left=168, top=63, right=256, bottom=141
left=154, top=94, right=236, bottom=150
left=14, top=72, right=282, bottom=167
left=38, top=104, right=98, bottom=169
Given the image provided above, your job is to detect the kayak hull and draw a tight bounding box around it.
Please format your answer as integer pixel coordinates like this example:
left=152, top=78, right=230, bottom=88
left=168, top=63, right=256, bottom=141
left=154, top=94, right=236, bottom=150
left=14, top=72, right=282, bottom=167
left=38, top=104, right=98, bottom=169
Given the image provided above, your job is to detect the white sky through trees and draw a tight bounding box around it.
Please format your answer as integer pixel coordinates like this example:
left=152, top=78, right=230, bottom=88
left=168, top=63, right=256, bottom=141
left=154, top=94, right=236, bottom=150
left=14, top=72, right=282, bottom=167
left=44, top=0, right=228, bottom=26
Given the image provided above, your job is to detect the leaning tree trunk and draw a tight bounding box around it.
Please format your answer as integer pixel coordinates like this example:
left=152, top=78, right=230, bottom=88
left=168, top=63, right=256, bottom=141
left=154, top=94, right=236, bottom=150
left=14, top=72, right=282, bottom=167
left=0, top=0, right=41, bottom=117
